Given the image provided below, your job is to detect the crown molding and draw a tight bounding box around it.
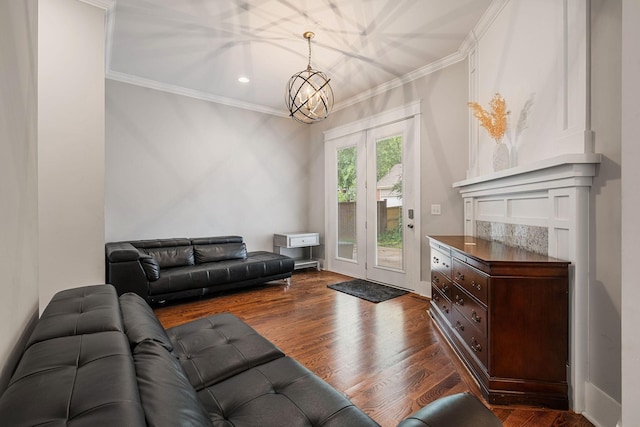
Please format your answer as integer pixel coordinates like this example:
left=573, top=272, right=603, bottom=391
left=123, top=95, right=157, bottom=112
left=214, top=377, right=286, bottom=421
left=473, top=0, right=510, bottom=40
left=333, top=50, right=466, bottom=112
left=80, top=0, right=115, bottom=10
left=106, top=70, right=290, bottom=118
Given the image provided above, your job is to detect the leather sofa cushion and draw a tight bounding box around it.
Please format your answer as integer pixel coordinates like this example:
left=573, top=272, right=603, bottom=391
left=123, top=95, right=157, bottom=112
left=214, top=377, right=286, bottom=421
left=27, top=284, right=123, bottom=348
left=119, top=292, right=173, bottom=352
left=197, top=356, right=380, bottom=427
left=0, top=331, right=146, bottom=426
left=194, top=243, right=247, bottom=264
left=140, top=255, right=160, bottom=281
left=148, top=252, right=294, bottom=296
left=133, top=340, right=213, bottom=427
left=167, top=313, right=285, bottom=390
left=145, top=246, right=195, bottom=269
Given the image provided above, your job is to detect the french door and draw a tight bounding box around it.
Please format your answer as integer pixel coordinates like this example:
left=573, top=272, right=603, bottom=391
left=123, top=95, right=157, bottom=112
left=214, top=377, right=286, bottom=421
left=325, top=117, right=419, bottom=291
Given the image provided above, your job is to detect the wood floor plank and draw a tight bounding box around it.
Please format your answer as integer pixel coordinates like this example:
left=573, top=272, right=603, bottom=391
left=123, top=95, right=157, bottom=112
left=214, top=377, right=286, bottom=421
left=154, top=270, right=593, bottom=427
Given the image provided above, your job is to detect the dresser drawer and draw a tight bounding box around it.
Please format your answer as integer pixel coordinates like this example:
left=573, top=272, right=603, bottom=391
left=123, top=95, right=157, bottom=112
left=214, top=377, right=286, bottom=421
left=451, top=308, right=488, bottom=368
left=431, top=247, right=452, bottom=279
left=431, top=285, right=452, bottom=324
left=452, top=258, right=488, bottom=305
left=432, top=271, right=452, bottom=299
left=452, top=285, right=487, bottom=335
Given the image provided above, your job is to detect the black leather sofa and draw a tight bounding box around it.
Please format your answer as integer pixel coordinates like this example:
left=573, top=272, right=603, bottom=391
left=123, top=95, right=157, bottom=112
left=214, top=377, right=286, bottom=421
left=0, top=284, right=502, bottom=427
left=106, top=236, right=295, bottom=304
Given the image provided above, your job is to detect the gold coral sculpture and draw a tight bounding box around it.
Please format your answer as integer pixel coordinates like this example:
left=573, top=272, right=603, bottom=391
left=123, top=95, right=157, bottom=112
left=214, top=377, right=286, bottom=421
left=468, top=93, right=509, bottom=143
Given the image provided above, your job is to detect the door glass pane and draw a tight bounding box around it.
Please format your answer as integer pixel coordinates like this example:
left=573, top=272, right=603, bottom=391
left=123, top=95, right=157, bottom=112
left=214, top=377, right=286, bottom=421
left=337, top=146, right=357, bottom=260
left=375, top=136, right=403, bottom=270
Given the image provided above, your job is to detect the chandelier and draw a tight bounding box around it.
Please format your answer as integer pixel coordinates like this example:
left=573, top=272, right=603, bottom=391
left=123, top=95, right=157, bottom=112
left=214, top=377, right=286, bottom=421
left=285, top=31, right=334, bottom=124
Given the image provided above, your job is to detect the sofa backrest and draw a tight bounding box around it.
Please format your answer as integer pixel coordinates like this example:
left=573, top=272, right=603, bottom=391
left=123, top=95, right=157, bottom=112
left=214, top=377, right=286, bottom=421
left=191, top=236, right=243, bottom=245
left=130, top=238, right=195, bottom=269
left=120, top=292, right=213, bottom=426
left=130, top=238, right=192, bottom=249
left=0, top=285, right=147, bottom=426
left=191, top=236, right=247, bottom=264
left=143, top=245, right=195, bottom=268
left=123, top=236, right=248, bottom=270
left=27, top=284, right=124, bottom=347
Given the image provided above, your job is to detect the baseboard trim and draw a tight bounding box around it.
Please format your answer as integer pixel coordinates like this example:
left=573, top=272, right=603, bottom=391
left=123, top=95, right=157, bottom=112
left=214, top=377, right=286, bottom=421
left=419, top=280, right=431, bottom=298
left=583, top=381, right=621, bottom=427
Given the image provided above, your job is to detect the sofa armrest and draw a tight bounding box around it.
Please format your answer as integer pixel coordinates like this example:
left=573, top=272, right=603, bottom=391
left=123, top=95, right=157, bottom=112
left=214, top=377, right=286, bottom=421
left=106, top=242, right=141, bottom=262
left=106, top=242, right=150, bottom=300
left=397, top=393, right=502, bottom=427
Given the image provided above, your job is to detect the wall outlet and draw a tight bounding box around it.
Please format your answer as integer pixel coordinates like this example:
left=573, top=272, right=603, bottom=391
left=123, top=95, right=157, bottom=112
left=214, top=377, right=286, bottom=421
left=431, top=204, right=441, bottom=215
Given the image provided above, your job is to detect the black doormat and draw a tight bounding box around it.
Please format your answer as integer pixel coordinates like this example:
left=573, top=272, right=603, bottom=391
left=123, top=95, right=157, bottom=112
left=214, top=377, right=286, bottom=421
left=327, top=279, right=408, bottom=303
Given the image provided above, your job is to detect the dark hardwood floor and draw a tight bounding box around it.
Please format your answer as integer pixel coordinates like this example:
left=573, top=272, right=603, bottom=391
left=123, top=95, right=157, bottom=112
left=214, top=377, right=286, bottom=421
left=154, top=270, right=594, bottom=427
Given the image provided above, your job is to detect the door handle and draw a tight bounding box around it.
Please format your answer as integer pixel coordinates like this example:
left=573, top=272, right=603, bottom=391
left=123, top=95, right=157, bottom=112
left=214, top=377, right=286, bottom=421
left=407, top=223, right=414, bottom=229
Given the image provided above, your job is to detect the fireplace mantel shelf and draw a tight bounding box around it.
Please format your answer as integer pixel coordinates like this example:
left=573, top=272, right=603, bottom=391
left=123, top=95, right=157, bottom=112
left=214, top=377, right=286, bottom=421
left=454, top=153, right=602, bottom=187
left=452, top=153, right=602, bottom=197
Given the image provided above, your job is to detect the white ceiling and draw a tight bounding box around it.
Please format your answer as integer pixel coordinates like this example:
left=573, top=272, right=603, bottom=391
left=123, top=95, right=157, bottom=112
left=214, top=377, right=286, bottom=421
left=107, top=0, right=494, bottom=117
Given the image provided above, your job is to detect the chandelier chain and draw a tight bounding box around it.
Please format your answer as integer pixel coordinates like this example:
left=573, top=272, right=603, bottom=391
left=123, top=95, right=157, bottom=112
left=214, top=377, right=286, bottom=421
left=307, top=35, right=312, bottom=71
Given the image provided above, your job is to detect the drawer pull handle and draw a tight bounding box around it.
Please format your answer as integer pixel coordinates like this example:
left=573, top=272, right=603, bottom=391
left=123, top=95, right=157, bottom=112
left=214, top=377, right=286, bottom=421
left=454, top=295, right=464, bottom=306
left=471, top=280, right=481, bottom=291
left=433, top=295, right=440, bottom=302
left=442, top=304, right=449, bottom=314
left=456, top=272, right=465, bottom=281
left=433, top=276, right=439, bottom=283
left=471, top=310, right=482, bottom=323
left=433, top=257, right=439, bottom=263
left=442, top=284, right=449, bottom=292
left=454, top=321, right=464, bottom=332
left=471, top=337, right=482, bottom=352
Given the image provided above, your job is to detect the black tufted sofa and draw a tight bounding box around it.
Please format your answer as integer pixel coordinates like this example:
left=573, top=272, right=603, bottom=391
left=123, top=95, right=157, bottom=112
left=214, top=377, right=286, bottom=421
left=0, top=284, right=502, bottom=427
left=106, top=236, right=295, bottom=304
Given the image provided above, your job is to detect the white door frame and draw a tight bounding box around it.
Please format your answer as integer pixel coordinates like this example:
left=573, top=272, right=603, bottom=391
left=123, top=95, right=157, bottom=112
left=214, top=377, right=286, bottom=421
left=324, top=101, right=421, bottom=290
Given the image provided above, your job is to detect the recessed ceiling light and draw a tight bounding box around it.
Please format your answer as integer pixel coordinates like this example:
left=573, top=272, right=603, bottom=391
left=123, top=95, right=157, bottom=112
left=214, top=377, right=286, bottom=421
left=238, top=76, right=250, bottom=83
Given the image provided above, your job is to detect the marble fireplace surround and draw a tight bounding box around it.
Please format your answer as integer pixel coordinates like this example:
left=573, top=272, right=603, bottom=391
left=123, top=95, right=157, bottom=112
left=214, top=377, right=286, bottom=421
left=452, top=153, right=601, bottom=412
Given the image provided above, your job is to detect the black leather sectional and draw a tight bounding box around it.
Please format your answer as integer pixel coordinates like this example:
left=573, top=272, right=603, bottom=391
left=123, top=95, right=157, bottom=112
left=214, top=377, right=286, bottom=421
left=0, top=284, right=502, bottom=427
left=106, top=236, right=295, bottom=303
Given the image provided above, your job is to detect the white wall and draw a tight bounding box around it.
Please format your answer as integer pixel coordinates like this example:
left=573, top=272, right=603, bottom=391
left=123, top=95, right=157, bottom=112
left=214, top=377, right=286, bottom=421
left=308, top=61, right=469, bottom=294
left=621, top=0, right=640, bottom=425
left=589, top=0, right=622, bottom=411
left=38, top=0, right=107, bottom=312
left=105, top=80, right=311, bottom=252
left=0, top=0, right=39, bottom=391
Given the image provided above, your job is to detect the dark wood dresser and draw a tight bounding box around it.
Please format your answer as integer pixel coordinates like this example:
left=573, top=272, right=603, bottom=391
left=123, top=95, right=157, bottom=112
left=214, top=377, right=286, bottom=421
left=428, top=235, right=570, bottom=409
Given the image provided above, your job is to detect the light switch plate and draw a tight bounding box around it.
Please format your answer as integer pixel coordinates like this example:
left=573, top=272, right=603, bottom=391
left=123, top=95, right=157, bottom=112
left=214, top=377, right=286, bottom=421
left=431, top=204, right=441, bottom=215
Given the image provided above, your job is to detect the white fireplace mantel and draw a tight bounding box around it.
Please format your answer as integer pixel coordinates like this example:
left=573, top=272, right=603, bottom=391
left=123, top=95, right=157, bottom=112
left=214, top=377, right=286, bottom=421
left=451, top=153, right=601, bottom=412
left=454, top=153, right=602, bottom=196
